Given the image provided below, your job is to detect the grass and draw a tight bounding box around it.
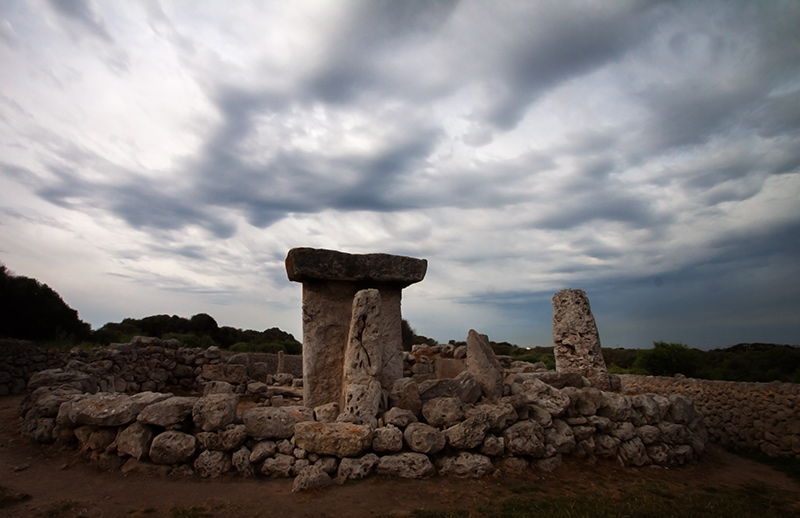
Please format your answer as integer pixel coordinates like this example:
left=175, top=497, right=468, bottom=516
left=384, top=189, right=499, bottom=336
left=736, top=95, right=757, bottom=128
left=731, top=448, right=800, bottom=482
left=381, top=479, right=800, bottom=518
left=0, top=486, right=31, bottom=508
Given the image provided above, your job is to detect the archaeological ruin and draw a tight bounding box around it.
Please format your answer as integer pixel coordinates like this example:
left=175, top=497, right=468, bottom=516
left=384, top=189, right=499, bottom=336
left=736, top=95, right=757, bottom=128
left=4, top=248, right=798, bottom=491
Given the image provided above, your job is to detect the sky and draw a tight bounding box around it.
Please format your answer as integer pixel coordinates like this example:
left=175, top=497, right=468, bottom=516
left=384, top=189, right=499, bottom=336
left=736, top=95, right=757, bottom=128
left=1, top=0, right=799, bottom=350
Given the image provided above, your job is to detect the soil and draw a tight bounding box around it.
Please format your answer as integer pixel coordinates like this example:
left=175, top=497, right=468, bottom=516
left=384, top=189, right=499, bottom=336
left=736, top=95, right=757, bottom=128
left=1, top=394, right=798, bottom=518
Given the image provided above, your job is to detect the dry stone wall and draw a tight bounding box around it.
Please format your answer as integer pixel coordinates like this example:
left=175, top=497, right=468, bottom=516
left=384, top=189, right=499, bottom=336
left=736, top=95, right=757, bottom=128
left=621, top=374, right=800, bottom=459
left=18, top=342, right=707, bottom=491
left=0, top=339, right=66, bottom=395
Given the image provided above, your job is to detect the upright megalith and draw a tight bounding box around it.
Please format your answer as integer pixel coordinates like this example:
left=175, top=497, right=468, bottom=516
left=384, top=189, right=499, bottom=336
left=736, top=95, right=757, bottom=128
left=466, top=330, right=504, bottom=401
left=285, top=248, right=427, bottom=409
left=551, top=289, right=611, bottom=390
left=341, top=289, right=384, bottom=427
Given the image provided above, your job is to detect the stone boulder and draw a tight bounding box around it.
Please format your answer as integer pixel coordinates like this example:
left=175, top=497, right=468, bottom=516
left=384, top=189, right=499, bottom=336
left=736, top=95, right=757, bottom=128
left=293, top=465, right=333, bottom=492
left=193, top=393, right=238, bottom=432
left=193, top=450, right=232, bottom=478
left=436, top=452, right=494, bottom=478
left=116, top=422, right=154, bottom=460
left=137, top=396, right=198, bottom=427
left=294, top=422, right=372, bottom=458
left=149, top=431, right=197, bottom=465
left=242, top=407, right=297, bottom=440
left=466, top=330, right=504, bottom=401
left=375, top=452, right=435, bottom=479
left=403, top=422, right=445, bottom=454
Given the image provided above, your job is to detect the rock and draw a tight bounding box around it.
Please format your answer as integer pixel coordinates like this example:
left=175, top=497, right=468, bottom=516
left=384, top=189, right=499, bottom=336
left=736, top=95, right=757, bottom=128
left=193, top=393, right=238, bottom=432
left=116, top=422, right=154, bottom=460
left=375, top=452, right=435, bottom=479
left=668, top=394, right=696, bottom=424
left=203, top=381, right=234, bottom=395
left=503, top=420, right=546, bottom=457
left=514, top=371, right=588, bottom=389
left=383, top=407, right=418, bottom=428
left=597, top=393, right=634, bottom=422
left=137, top=396, right=198, bottom=427
left=445, top=414, right=491, bottom=450
left=373, top=425, right=404, bottom=452
left=196, top=424, right=247, bottom=451
left=421, top=397, right=464, bottom=428
left=618, top=437, right=649, bottom=466
left=314, top=402, right=340, bottom=423
left=467, top=403, right=518, bottom=432
left=518, top=379, right=571, bottom=417
left=242, top=407, right=296, bottom=440
left=249, top=441, right=277, bottom=463
left=336, top=453, right=379, bottom=481
left=294, top=422, right=372, bottom=457
left=389, top=378, right=422, bottom=416
left=465, top=330, right=504, bottom=401
left=341, top=289, right=384, bottom=428
left=64, top=392, right=170, bottom=427
left=636, top=424, right=661, bottom=445
left=202, top=364, right=248, bottom=384
left=293, top=465, right=333, bottom=492
left=594, top=434, right=620, bottom=457
left=27, top=369, right=98, bottom=393
left=74, top=426, right=117, bottom=452
left=193, top=450, right=232, bottom=478
left=551, top=289, right=611, bottom=390
left=418, top=372, right=482, bottom=404
left=480, top=434, right=505, bottom=456
left=535, top=455, right=562, bottom=473
left=496, top=456, right=528, bottom=475
left=232, top=446, right=254, bottom=477
left=261, top=453, right=295, bottom=477
left=543, top=419, right=576, bottom=454
left=149, top=431, right=197, bottom=465
left=437, top=452, right=494, bottom=478
left=403, top=422, right=446, bottom=454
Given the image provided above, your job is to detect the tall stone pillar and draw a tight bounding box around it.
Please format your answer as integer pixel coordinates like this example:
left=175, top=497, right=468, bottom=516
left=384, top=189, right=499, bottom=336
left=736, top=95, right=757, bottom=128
left=552, top=289, right=611, bottom=391
left=285, top=248, right=427, bottom=409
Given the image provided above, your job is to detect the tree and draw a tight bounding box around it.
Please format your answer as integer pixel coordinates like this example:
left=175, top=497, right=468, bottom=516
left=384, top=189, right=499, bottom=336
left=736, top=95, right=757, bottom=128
left=0, top=263, right=91, bottom=343
left=635, top=341, right=699, bottom=377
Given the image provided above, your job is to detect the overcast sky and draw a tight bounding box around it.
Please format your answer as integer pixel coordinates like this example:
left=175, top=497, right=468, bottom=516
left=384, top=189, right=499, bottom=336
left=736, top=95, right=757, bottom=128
left=1, top=0, right=799, bottom=349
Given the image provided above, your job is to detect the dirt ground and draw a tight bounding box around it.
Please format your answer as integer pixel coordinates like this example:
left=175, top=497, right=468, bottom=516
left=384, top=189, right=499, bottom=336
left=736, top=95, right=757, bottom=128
left=1, top=394, right=798, bottom=518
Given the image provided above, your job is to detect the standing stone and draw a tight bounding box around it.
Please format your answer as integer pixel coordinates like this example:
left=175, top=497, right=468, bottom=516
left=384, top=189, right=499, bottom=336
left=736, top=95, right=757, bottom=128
left=466, top=330, right=504, bottom=401
left=285, top=248, right=427, bottom=408
left=552, top=289, right=611, bottom=391
left=341, top=289, right=384, bottom=428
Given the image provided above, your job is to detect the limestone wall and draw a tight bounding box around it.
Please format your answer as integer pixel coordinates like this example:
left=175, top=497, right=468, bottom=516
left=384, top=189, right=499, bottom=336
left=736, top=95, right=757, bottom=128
left=620, top=374, right=800, bottom=458
left=0, top=339, right=66, bottom=395
left=18, top=365, right=706, bottom=490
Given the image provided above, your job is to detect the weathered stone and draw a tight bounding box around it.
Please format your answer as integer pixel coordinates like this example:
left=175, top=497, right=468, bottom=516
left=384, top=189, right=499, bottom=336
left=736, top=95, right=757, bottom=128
left=261, top=453, right=295, bottom=477
left=434, top=358, right=467, bottom=379
left=27, top=369, right=98, bottom=394
left=594, top=433, right=620, bottom=457
left=668, top=394, right=697, bottom=424
left=314, top=402, right=340, bottom=423
left=389, top=377, right=422, bottom=416
left=403, top=422, right=446, bottom=454
left=480, top=434, right=505, bottom=456
left=193, top=450, right=232, bottom=478
left=551, top=289, right=611, bottom=390
left=336, top=453, right=379, bottom=481
left=376, top=452, right=435, bottom=479
left=444, top=414, right=491, bottom=450
left=496, top=456, right=528, bottom=475
left=518, top=379, right=571, bottom=417
left=242, top=407, right=296, bottom=440
left=149, top=431, right=197, bottom=465
left=249, top=440, right=277, bottom=463
left=421, top=397, right=464, bottom=428
left=19, top=417, right=56, bottom=443
left=437, top=452, right=494, bottom=478
left=418, top=371, right=482, bottom=404
left=137, top=396, right=198, bottom=427
left=281, top=406, right=315, bottom=423
left=116, top=422, right=154, bottom=460
left=373, top=425, right=404, bottom=452
left=383, top=407, right=418, bottom=428
left=196, top=424, right=247, bottom=451
left=294, top=422, right=372, bottom=457
left=203, top=381, right=234, bottom=395
left=286, top=248, right=426, bottom=409
left=618, top=437, right=649, bottom=466
left=636, top=424, right=661, bottom=445
left=342, top=380, right=383, bottom=429
left=232, top=446, right=254, bottom=477
left=193, top=393, right=238, bottom=432
left=597, top=392, right=634, bottom=422
left=611, top=422, right=636, bottom=442
left=467, top=403, right=519, bottom=432
left=64, top=392, right=170, bottom=427
left=202, top=364, right=248, bottom=384
left=535, top=455, right=562, bottom=473
left=293, top=465, right=333, bottom=492
left=514, top=371, right=588, bottom=389
left=543, top=419, right=576, bottom=454
left=465, top=330, right=504, bottom=401
left=503, top=420, right=546, bottom=457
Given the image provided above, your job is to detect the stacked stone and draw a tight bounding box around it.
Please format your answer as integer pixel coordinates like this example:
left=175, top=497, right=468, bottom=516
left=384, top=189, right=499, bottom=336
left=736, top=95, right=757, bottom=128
left=19, top=346, right=707, bottom=491
left=622, top=374, right=800, bottom=459
left=0, top=339, right=66, bottom=395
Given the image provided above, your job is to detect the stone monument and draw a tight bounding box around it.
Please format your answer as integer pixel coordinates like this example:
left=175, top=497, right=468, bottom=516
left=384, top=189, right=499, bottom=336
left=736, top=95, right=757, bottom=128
left=285, top=247, right=427, bottom=408
left=551, top=289, right=611, bottom=390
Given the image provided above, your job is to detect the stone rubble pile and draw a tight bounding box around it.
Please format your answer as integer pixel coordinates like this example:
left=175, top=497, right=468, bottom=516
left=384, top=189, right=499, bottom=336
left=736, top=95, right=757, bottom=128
left=621, top=375, right=800, bottom=459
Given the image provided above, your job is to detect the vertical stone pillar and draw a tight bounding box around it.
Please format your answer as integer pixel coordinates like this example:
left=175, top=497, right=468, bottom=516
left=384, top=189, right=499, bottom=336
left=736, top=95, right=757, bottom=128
left=552, top=289, right=611, bottom=391
left=341, top=289, right=383, bottom=427
left=286, top=248, right=427, bottom=409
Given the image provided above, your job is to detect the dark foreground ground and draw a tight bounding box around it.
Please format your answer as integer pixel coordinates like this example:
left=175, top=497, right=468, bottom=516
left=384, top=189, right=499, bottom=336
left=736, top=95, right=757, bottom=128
left=1, top=394, right=798, bottom=518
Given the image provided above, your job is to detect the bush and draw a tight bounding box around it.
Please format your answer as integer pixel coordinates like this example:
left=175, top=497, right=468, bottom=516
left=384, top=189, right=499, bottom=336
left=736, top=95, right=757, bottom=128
left=635, top=341, right=700, bottom=377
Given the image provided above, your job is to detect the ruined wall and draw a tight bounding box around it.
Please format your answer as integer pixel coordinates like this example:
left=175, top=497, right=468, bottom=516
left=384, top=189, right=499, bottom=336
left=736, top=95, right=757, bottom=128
left=0, top=339, right=66, bottom=395
left=621, top=374, right=800, bottom=458
left=0, top=338, right=302, bottom=396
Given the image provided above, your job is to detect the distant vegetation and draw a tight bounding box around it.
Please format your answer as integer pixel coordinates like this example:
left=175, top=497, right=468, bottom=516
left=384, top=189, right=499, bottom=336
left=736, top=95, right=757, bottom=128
left=2, top=263, right=798, bottom=382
